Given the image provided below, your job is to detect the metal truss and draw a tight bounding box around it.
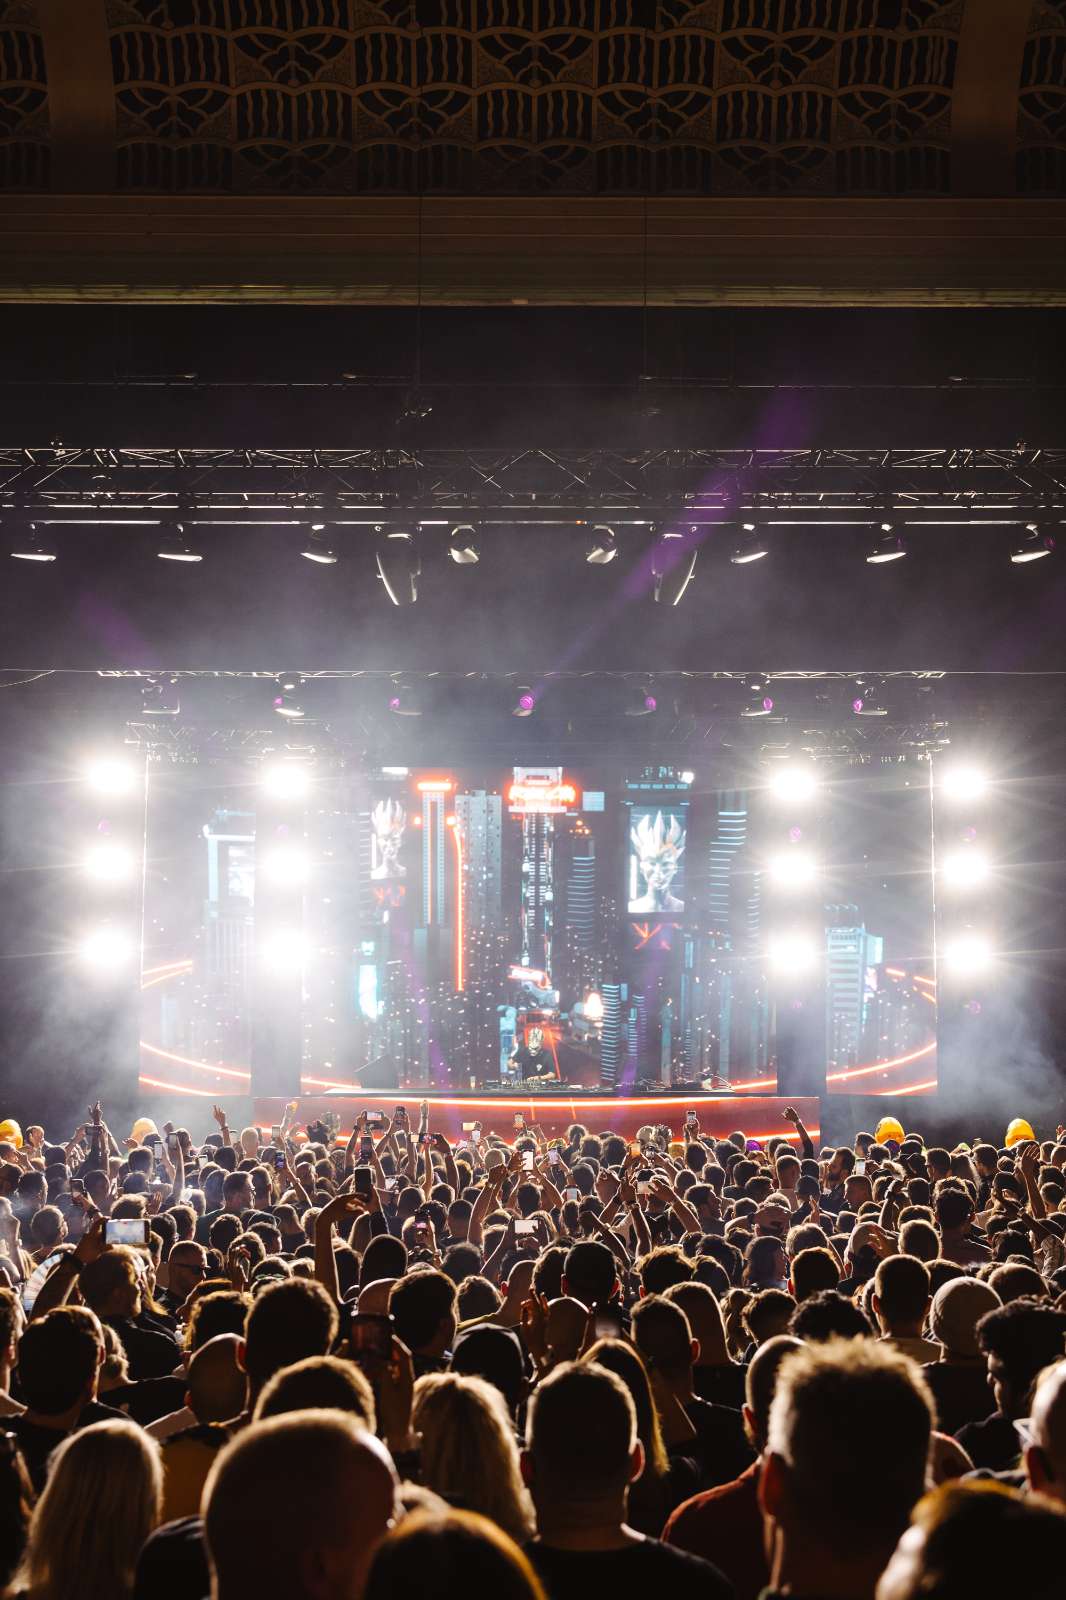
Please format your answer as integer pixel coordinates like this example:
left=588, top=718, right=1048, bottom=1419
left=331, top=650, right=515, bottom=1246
left=1, top=446, right=1064, bottom=521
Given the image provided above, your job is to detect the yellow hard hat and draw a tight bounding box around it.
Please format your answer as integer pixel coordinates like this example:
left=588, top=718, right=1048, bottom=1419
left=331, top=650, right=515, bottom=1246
left=874, top=1116, right=904, bottom=1146
left=0, top=1120, right=23, bottom=1150
left=1004, top=1117, right=1035, bottom=1149
left=131, top=1117, right=158, bottom=1145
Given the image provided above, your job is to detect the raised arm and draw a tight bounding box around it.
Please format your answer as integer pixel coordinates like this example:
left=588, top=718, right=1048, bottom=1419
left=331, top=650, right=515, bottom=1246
left=783, top=1104, right=815, bottom=1161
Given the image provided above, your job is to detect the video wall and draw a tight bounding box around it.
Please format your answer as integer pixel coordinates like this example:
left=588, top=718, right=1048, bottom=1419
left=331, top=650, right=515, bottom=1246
left=139, top=762, right=936, bottom=1095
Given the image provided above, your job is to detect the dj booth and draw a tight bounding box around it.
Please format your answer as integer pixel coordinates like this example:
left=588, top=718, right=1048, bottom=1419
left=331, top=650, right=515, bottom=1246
left=252, top=1091, right=820, bottom=1145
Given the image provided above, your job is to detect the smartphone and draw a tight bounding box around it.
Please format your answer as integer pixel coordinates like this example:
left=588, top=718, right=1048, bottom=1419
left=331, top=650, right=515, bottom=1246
left=273, top=1150, right=287, bottom=1171
left=70, top=1178, right=86, bottom=1198
left=415, top=1222, right=429, bottom=1242
left=855, top=1159, right=867, bottom=1176
left=359, top=1137, right=373, bottom=1162
left=348, top=1313, right=393, bottom=1363
left=462, top=1122, right=478, bottom=1133
left=637, top=1181, right=651, bottom=1197
left=352, top=1167, right=374, bottom=1197
left=270, top=1125, right=282, bottom=1143
left=629, top=1141, right=642, bottom=1156
left=166, top=1132, right=181, bottom=1156
left=513, top=1114, right=525, bottom=1130
left=564, top=1186, right=580, bottom=1203
left=106, top=1218, right=150, bottom=1248
left=394, top=1105, right=408, bottom=1125
left=593, top=1304, right=625, bottom=1340
left=385, top=1177, right=398, bottom=1192
left=548, top=1149, right=560, bottom=1165
left=522, top=1151, right=535, bottom=1172
left=685, top=1112, right=698, bottom=1129
left=419, top=1134, right=432, bottom=1149
left=515, top=1220, right=536, bottom=1236
left=365, top=1110, right=384, bottom=1128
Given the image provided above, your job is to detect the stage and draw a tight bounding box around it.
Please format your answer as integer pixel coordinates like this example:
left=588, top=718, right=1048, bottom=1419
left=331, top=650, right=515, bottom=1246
left=251, top=1092, right=821, bottom=1145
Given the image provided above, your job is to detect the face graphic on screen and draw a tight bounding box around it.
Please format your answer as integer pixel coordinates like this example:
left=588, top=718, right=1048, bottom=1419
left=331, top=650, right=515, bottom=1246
left=370, top=799, right=407, bottom=880
left=629, top=810, right=685, bottom=914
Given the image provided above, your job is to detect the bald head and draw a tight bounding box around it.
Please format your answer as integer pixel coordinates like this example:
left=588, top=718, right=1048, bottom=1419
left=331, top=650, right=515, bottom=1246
left=545, top=1297, right=588, bottom=1366
left=187, top=1334, right=246, bottom=1424
left=357, top=1279, right=395, bottom=1316
left=1027, top=1359, right=1066, bottom=1506
left=204, top=1411, right=396, bottom=1600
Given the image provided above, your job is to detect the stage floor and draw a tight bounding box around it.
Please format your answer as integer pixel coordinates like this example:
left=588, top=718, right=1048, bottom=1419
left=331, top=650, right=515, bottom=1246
left=252, top=1092, right=820, bottom=1145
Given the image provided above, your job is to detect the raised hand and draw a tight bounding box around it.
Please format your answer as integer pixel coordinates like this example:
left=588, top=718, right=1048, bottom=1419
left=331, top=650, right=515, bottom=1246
left=212, top=1104, right=228, bottom=1129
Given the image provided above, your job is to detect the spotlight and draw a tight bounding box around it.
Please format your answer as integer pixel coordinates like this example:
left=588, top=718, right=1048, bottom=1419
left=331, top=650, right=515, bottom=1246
left=679, top=770, right=695, bottom=785
left=512, top=685, right=537, bottom=718
left=387, top=680, right=421, bottom=717
left=941, top=848, right=990, bottom=891
left=866, top=521, right=906, bottom=564
left=768, top=765, right=818, bottom=803
left=584, top=991, right=604, bottom=1022
left=942, top=931, right=993, bottom=976
left=83, top=842, right=136, bottom=884
left=730, top=521, right=768, bottom=565
left=448, top=525, right=479, bottom=565
left=10, top=524, right=56, bottom=562
left=651, top=527, right=698, bottom=605
left=1010, top=523, right=1054, bottom=564
left=85, top=757, right=138, bottom=796
left=374, top=525, right=420, bottom=606
left=157, top=523, right=203, bottom=563
left=260, top=844, right=310, bottom=888
left=300, top=525, right=338, bottom=564
left=625, top=681, right=658, bottom=717
left=939, top=765, right=988, bottom=803
left=259, top=927, right=308, bottom=974
left=273, top=672, right=304, bottom=720
left=740, top=676, right=775, bottom=718
left=586, top=525, right=618, bottom=565
left=767, top=931, right=820, bottom=975
left=260, top=763, right=312, bottom=801
left=77, top=925, right=136, bottom=971
left=141, top=677, right=180, bottom=716
left=851, top=677, right=887, bottom=717
left=768, top=850, right=817, bottom=889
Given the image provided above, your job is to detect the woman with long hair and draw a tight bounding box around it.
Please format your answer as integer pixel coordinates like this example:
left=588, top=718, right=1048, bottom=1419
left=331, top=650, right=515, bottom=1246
left=412, top=1373, right=534, bottom=1545
left=7, top=1420, right=161, bottom=1600
left=583, top=1336, right=691, bottom=1536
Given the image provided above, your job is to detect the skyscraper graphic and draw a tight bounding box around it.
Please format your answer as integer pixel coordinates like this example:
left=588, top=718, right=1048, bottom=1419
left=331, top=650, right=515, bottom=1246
left=456, top=790, right=503, bottom=935
left=825, top=905, right=884, bottom=1066
left=600, top=982, right=625, bottom=1088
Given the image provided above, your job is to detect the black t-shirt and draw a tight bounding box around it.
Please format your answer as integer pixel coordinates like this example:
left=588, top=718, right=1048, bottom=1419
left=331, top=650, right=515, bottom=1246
left=526, top=1536, right=733, bottom=1600
left=106, top=1316, right=181, bottom=1382
left=680, top=1395, right=754, bottom=1489
left=12, top=1399, right=128, bottom=1493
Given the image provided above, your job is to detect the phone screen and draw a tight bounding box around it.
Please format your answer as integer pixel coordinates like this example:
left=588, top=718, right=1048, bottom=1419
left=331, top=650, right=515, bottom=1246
left=462, top=1122, right=478, bottom=1132
left=348, top=1313, right=393, bottom=1364
left=366, top=1111, right=384, bottom=1128
left=270, top=1125, right=282, bottom=1142
left=685, top=1112, right=697, bottom=1128
left=273, top=1150, right=287, bottom=1171
left=594, top=1305, right=625, bottom=1340
left=106, top=1218, right=149, bottom=1248
left=515, top=1220, right=536, bottom=1236
left=360, top=1138, right=374, bottom=1161
left=855, top=1159, right=867, bottom=1176
left=522, top=1151, right=535, bottom=1171
left=548, top=1149, right=560, bottom=1165
left=513, top=1114, right=525, bottom=1130
left=70, top=1178, right=86, bottom=1197
left=564, top=1187, right=580, bottom=1203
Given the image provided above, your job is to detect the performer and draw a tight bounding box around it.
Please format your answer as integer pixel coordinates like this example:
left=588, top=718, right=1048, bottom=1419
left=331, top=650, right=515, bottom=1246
left=370, top=799, right=407, bottom=880
left=508, top=1025, right=557, bottom=1082
left=629, top=810, right=685, bottom=914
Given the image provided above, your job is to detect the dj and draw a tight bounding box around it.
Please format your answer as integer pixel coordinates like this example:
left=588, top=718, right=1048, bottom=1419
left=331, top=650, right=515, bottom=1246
left=508, top=1025, right=557, bottom=1082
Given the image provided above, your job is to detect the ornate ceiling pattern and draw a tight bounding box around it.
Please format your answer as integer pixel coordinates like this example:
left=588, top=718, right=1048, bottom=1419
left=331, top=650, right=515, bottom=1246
left=0, top=0, right=1062, bottom=196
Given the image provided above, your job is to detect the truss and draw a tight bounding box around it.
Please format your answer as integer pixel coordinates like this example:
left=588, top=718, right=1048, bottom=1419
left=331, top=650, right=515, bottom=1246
left=1, top=447, right=1064, bottom=521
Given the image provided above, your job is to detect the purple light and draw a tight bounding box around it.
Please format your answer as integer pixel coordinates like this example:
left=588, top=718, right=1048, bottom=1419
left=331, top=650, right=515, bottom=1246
left=519, top=692, right=535, bottom=711
left=788, top=826, right=802, bottom=842
left=762, top=696, right=774, bottom=713
left=388, top=696, right=401, bottom=710
left=852, top=696, right=864, bottom=713
left=644, top=694, right=657, bottom=712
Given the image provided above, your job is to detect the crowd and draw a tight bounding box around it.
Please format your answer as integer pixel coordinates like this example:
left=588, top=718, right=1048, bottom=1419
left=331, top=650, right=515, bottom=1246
left=0, top=1098, right=1061, bottom=1598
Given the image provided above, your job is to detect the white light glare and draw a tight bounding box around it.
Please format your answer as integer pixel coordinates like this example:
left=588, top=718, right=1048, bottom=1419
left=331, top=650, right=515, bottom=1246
left=78, top=926, right=136, bottom=971
left=768, top=851, right=817, bottom=889
left=940, top=849, right=990, bottom=891
left=83, top=842, right=136, bottom=884
left=260, top=764, right=312, bottom=801
left=768, top=766, right=818, bottom=803
left=942, top=932, right=993, bottom=976
left=85, top=758, right=139, bottom=796
left=584, top=991, right=604, bottom=1022
left=260, top=845, right=310, bottom=888
left=939, top=766, right=988, bottom=803
left=259, top=927, right=308, bottom=974
left=767, top=931, right=820, bottom=975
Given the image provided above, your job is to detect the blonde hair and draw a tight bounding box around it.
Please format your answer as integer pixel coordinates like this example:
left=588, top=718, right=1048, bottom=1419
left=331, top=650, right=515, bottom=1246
left=13, top=1420, right=162, bottom=1600
left=412, top=1373, right=534, bottom=1545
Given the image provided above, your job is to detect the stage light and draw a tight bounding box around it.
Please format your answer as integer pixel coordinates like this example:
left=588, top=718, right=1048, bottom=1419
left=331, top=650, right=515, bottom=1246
left=77, top=925, right=135, bottom=971
left=387, top=680, right=421, bottom=717
left=374, top=525, right=420, bottom=605
left=651, top=527, right=698, bottom=606
left=512, top=685, right=536, bottom=718
left=260, top=763, right=312, bottom=801
left=157, top=524, right=203, bottom=563
left=768, top=850, right=817, bottom=889
left=939, top=765, right=987, bottom=803
left=679, top=770, right=695, bottom=785
left=83, top=842, right=136, bottom=884
left=768, top=765, right=818, bottom=803
left=300, top=525, right=338, bottom=564
left=942, top=932, right=993, bottom=976
left=625, top=681, right=658, bottom=717
left=866, top=522, right=906, bottom=564
left=273, top=671, right=304, bottom=719
left=448, top=525, right=479, bottom=565
left=767, top=931, right=820, bottom=975
left=851, top=677, right=887, bottom=716
left=584, top=991, right=604, bottom=1022
left=259, top=927, right=308, bottom=974
left=141, top=676, right=180, bottom=716
left=730, top=520, right=768, bottom=565
left=586, top=525, right=617, bottom=565
left=941, top=848, right=990, bottom=890
left=1010, top=523, right=1054, bottom=564
left=10, top=524, right=56, bottom=562
left=740, top=676, right=775, bottom=717
left=85, top=757, right=138, bottom=796
left=260, top=844, right=310, bottom=888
